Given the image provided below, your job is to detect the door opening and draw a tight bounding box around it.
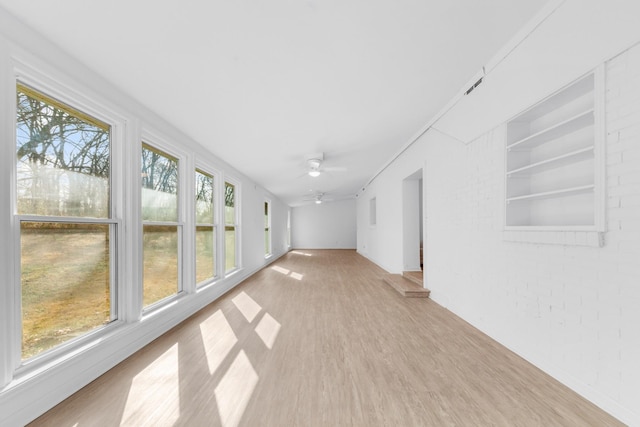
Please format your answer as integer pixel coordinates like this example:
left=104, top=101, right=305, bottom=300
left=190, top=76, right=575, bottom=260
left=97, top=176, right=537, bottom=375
left=402, top=169, right=423, bottom=274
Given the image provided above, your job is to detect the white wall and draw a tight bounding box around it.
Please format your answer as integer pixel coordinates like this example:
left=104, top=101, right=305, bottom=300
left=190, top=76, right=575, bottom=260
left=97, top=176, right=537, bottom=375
left=356, top=146, right=427, bottom=273
left=292, top=199, right=356, bottom=249
left=0, top=8, right=289, bottom=426
left=357, top=2, right=640, bottom=425
left=242, top=184, right=290, bottom=266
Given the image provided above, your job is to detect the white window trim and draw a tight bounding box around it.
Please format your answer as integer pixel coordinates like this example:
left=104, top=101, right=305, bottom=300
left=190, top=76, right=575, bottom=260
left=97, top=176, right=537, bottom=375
left=4, top=57, right=129, bottom=383
left=0, top=23, right=288, bottom=424
left=286, top=208, right=291, bottom=249
left=140, top=129, right=190, bottom=313
left=264, top=198, right=272, bottom=258
left=369, top=196, right=377, bottom=227
left=223, top=175, right=241, bottom=275
left=194, top=165, right=220, bottom=288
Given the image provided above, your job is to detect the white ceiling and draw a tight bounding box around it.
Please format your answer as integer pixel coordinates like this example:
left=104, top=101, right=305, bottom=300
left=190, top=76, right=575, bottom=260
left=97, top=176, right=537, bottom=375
left=0, top=0, right=548, bottom=206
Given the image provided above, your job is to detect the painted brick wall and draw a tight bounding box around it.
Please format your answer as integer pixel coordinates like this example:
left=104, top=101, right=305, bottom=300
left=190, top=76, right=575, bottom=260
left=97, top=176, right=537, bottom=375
left=425, top=44, right=640, bottom=425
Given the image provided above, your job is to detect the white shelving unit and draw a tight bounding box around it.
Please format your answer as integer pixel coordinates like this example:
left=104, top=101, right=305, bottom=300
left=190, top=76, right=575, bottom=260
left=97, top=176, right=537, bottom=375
left=505, top=69, right=604, bottom=230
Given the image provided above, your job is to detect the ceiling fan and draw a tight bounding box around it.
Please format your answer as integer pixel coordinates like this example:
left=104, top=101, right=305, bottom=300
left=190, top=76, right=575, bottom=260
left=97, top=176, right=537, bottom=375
left=302, top=192, right=330, bottom=204
left=305, top=152, right=346, bottom=178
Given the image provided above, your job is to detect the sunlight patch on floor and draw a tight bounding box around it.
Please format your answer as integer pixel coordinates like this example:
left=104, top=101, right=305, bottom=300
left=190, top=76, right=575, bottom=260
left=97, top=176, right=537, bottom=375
left=121, top=343, right=180, bottom=425
left=271, top=265, right=290, bottom=275
left=199, top=310, right=238, bottom=374
left=254, top=313, right=281, bottom=349
left=271, top=265, right=303, bottom=280
left=214, top=350, right=259, bottom=427
left=232, top=291, right=262, bottom=322
left=291, top=251, right=312, bottom=256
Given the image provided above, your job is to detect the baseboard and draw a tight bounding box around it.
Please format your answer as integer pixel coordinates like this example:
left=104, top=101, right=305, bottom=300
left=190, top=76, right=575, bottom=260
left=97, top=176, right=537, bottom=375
left=429, top=292, right=638, bottom=427
left=356, top=250, right=396, bottom=274
left=0, top=250, right=288, bottom=426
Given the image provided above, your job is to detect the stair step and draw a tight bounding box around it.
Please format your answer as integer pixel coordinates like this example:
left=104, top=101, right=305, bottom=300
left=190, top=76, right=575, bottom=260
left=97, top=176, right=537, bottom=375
left=402, top=271, right=423, bottom=286
left=382, top=274, right=430, bottom=298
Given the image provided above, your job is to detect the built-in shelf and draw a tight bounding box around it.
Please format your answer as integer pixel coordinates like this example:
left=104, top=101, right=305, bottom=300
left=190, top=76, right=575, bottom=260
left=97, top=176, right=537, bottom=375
left=507, top=184, right=595, bottom=203
left=507, top=109, right=594, bottom=151
left=506, top=146, right=594, bottom=177
left=505, top=69, right=604, bottom=232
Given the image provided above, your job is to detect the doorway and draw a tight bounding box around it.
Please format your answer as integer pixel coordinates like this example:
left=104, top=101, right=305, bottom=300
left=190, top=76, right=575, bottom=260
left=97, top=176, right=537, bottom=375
left=402, top=169, right=423, bottom=276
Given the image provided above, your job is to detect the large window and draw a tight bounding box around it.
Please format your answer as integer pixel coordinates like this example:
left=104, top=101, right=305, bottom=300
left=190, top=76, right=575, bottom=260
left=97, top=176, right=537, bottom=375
left=195, top=169, right=216, bottom=284
left=369, top=197, right=377, bottom=226
left=16, top=84, right=115, bottom=360
left=224, top=181, right=238, bottom=273
left=264, top=200, right=271, bottom=256
left=287, top=209, right=291, bottom=248
left=141, top=144, right=180, bottom=306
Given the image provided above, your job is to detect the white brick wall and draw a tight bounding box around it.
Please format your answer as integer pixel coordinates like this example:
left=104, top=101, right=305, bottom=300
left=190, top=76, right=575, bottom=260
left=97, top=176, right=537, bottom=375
left=425, top=43, right=640, bottom=425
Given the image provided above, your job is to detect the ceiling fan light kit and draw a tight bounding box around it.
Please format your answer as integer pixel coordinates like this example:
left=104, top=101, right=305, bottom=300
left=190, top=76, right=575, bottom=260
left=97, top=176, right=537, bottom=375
left=307, top=156, right=322, bottom=177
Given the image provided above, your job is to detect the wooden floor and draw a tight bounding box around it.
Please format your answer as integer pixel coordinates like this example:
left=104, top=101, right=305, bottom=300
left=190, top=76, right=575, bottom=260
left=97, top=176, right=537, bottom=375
left=30, top=250, right=622, bottom=427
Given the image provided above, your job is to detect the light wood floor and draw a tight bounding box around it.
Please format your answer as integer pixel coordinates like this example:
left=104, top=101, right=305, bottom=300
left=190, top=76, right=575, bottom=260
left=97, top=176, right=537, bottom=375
left=30, top=250, right=623, bottom=426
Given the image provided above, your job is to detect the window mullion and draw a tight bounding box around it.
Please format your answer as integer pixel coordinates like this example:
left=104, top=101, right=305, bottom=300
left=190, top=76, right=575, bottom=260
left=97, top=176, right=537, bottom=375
left=16, top=215, right=117, bottom=224
left=123, top=121, right=143, bottom=322
left=180, top=154, right=192, bottom=294
left=0, top=50, right=16, bottom=386
left=142, top=220, right=183, bottom=227
left=109, top=223, right=118, bottom=321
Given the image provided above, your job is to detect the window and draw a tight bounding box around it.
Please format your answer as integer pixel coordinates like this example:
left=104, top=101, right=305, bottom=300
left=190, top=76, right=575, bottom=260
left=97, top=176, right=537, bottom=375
left=141, top=144, right=180, bottom=306
left=224, top=181, right=238, bottom=273
left=370, top=197, right=377, bottom=226
left=264, top=200, right=271, bottom=256
left=195, top=169, right=215, bottom=284
left=286, top=209, right=291, bottom=248
left=16, top=84, right=116, bottom=360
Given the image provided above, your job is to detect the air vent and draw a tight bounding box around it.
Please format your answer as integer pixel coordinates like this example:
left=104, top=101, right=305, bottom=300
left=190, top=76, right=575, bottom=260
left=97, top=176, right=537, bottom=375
left=464, top=77, right=483, bottom=95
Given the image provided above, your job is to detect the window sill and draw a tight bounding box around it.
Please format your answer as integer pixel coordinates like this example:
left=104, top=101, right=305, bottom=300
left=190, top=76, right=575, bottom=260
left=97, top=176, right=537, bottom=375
left=224, top=268, right=242, bottom=279
left=11, top=319, right=127, bottom=389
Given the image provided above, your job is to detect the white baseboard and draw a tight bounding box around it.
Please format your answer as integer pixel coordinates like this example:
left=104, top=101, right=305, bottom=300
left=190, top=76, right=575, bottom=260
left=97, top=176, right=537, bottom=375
left=0, top=250, right=288, bottom=426
left=429, top=292, right=639, bottom=427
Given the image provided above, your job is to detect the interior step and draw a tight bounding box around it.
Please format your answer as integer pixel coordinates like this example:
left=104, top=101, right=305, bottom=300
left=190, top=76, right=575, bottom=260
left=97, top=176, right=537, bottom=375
left=402, top=270, right=423, bottom=286
left=382, top=274, right=430, bottom=298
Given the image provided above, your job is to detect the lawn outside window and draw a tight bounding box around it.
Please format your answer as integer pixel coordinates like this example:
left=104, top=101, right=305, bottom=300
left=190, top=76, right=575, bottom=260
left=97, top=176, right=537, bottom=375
left=195, top=169, right=216, bottom=285
left=141, top=143, right=181, bottom=308
left=15, top=83, right=118, bottom=361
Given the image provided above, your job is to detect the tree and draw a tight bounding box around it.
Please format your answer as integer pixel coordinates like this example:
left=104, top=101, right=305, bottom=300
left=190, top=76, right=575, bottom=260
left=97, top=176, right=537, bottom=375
left=16, top=88, right=110, bottom=217
left=225, top=182, right=234, bottom=207
left=141, top=146, right=178, bottom=194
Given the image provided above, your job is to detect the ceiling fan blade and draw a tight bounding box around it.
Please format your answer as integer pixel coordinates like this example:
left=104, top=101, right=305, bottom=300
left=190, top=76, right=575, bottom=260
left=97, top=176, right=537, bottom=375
left=322, top=166, right=347, bottom=172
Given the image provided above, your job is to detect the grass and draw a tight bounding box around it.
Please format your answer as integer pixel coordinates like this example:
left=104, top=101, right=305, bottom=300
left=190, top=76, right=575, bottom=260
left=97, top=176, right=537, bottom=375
left=21, top=225, right=111, bottom=359
left=21, top=226, right=239, bottom=359
left=142, top=226, right=179, bottom=306
left=195, top=227, right=215, bottom=284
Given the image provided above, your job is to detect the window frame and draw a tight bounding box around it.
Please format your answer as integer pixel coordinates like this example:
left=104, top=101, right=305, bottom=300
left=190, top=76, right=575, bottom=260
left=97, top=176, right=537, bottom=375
left=369, top=197, right=377, bottom=227
left=286, top=208, right=291, bottom=249
left=264, top=198, right=272, bottom=258
left=194, top=166, right=219, bottom=287
left=139, top=132, right=186, bottom=313
left=5, top=62, right=127, bottom=378
left=223, top=177, right=241, bottom=275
